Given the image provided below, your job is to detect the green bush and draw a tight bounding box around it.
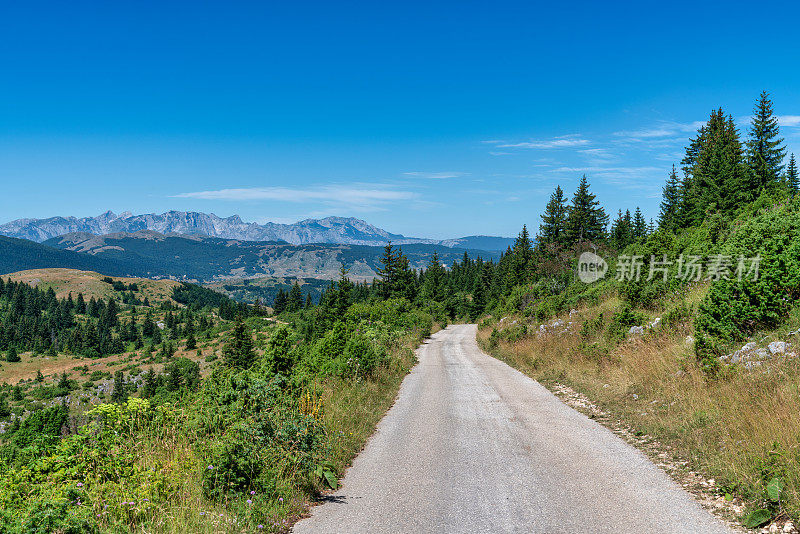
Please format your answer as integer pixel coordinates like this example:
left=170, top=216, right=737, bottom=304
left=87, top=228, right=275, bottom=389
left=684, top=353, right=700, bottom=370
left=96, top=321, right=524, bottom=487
left=606, top=305, right=647, bottom=341
left=695, top=200, right=800, bottom=364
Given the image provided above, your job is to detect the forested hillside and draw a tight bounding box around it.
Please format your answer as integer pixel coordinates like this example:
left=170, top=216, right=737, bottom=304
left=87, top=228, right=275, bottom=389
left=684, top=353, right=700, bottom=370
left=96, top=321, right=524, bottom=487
left=41, top=231, right=500, bottom=282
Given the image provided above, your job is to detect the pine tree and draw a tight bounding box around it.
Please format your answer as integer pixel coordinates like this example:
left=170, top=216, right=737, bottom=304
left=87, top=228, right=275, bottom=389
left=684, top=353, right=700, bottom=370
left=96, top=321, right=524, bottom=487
left=421, top=252, right=446, bottom=301
left=111, top=371, right=128, bottom=403
left=141, top=368, right=158, bottom=398
left=679, top=109, right=749, bottom=224
left=287, top=282, right=303, bottom=312
left=787, top=153, right=799, bottom=195
left=376, top=242, right=415, bottom=300
left=266, top=326, right=294, bottom=375
left=76, top=293, right=86, bottom=314
left=57, top=371, right=71, bottom=390
left=36, top=369, right=44, bottom=382
left=376, top=242, right=400, bottom=299
left=610, top=210, right=633, bottom=249
left=538, top=185, right=568, bottom=245
left=746, top=90, right=786, bottom=192
left=5, top=347, right=19, bottom=363
left=658, top=165, right=681, bottom=230
left=185, top=331, right=197, bottom=350
left=565, top=175, right=608, bottom=243
left=470, top=264, right=488, bottom=319
left=272, top=289, right=288, bottom=314
left=633, top=207, right=647, bottom=238
left=223, top=317, right=255, bottom=369
left=507, top=225, right=534, bottom=288
left=142, top=367, right=158, bottom=399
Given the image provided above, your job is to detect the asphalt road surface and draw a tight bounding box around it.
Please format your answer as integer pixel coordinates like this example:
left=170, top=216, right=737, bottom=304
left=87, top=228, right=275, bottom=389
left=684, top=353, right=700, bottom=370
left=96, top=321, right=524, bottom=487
left=293, top=324, right=733, bottom=534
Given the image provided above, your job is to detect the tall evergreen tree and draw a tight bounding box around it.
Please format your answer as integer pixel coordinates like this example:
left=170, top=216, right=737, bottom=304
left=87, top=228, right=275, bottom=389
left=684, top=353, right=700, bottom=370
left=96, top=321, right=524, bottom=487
left=538, top=185, right=568, bottom=245
left=272, top=289, right=288, bottom=314
left=376, top=242, right=400, bottom=299
left=506, top=225, right=534, bottom=288
left=679, top=109, right=749, bottom=225
left=633, top=207, right=647, bottom=238
left=658, top=165, right=681, bottom=230
left=111, top=371, right=128, bottom=403
left=223, top=317, right=255, bottom=369
left=565, top=175, right=608, bottom=242
left=376, top=242, right=415, bottom=300
left=421, top=252, right=446, bottom=301
left=287, top=282, right=303, bottom=312
left=787, top=153, right=799, bottom=195
left=610, top=210, right=633, bottom=249
left=746, top=90, right=786, bottom=192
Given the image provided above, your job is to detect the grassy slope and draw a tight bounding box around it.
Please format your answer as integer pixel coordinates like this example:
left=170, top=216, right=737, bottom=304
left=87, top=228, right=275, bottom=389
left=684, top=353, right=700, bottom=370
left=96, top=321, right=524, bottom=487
left=3, top=268, right=180, bottom=303
left=479, top=286, right=800, bottom=528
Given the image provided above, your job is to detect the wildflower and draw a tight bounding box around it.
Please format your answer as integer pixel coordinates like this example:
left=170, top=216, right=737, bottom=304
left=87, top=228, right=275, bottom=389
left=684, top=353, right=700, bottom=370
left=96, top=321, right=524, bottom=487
left=250, top=490, right=255, bottom=495
left=258, top=526, right=264, bottom=530
left=278, top=497, right=284, bottom=503
left=76, top=482, right=84, bottom=487
left=247, top=499, right=252, bottom=504
left=200, top=511, right=206, bottom=516
left=207, top=464, right=214, bottom=470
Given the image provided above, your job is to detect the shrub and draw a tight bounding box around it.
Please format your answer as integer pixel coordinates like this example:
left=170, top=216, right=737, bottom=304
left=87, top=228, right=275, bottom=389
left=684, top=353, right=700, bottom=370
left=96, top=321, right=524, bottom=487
left=606, top=305, right=647, bottom=341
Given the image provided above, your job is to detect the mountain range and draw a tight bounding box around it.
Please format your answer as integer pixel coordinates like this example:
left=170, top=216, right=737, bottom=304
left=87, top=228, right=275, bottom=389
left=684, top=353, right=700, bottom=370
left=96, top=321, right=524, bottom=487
left=0, top=211, right=514, bottom=251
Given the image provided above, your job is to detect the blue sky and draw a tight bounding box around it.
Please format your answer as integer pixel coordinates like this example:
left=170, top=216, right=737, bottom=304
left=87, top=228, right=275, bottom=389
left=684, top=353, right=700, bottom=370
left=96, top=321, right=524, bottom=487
left=2, top=1, right=800, bottom=239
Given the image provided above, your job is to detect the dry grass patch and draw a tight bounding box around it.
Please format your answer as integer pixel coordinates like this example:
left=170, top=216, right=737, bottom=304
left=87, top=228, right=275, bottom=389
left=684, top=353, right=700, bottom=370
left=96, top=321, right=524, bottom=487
left=3, top=268, right=180, bottom=304
left=480, top=300, right=800, bottom=524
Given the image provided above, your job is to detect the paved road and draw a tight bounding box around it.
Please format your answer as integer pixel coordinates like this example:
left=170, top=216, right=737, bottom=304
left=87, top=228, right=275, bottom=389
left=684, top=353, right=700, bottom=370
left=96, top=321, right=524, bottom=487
left=293, top=324, right=733, bottom=534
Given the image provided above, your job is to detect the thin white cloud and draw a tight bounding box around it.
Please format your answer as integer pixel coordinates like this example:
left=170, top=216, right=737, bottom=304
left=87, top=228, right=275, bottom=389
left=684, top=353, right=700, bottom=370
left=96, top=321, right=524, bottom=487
left=614, top=120, right=705, bottom=140
left=173, top=185, right=416, bottom=213
left=484, top=134, right=589, bottom=149
left=403, top=171, right=468, bottom=179
left=778, top=115, right=800, bottom=127
left=551, top=166, right=605, bottom=173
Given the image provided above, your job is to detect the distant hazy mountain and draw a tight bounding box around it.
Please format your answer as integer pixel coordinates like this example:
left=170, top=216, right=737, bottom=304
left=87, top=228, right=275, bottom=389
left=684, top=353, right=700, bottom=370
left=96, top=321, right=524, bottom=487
left=0, top=211, right=514, bottom=251
left=36, top=231, right=501, bottom=282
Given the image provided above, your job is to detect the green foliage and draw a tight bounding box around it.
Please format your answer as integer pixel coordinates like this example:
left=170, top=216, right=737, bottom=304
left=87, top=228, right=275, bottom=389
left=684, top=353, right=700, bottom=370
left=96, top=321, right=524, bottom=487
left=742, top=508, right=772, bottom=528
left=264, top=327, right=296, bottom=375
left=619, top=277, right=680, bottom=309
left=538, top=185, right=568, bottom=245
left=565, top=174, right=609, bottom=242
left=695, top=199, right=800, bottom=362
left=313, top=461, right=338, bottom=490
left=746, top=91, right=786, bottom=193
left=5, top=347, right=19, bottom=363
left=606, top=305, right=647, bottom=341
left=580, top=313, right=605, bottom=339
left=223, top=318, right=256, bottom=369
left=3, top=405, right=68, bottom=450
left=662, top=301, right=691, bottom=328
